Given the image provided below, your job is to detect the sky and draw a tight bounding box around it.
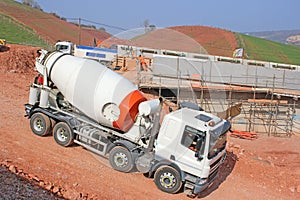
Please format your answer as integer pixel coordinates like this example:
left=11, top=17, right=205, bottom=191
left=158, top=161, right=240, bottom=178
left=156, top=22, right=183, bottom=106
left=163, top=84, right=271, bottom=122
left=21, top=0, right=300, bottom=34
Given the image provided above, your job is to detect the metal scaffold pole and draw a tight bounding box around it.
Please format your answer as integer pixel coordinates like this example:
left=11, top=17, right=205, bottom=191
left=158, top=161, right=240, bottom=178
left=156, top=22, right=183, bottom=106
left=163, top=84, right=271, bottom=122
left=78, top=18, right=81, bottom=45
left=176, top=57, right=180, bottom=105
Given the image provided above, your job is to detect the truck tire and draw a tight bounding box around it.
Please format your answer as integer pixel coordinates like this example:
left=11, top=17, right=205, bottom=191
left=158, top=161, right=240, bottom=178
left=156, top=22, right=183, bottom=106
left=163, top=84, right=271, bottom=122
left=154, top=166, right=182, bottom=194
left=53, top=122, right=74, bottom=147
left=109, top=146, right=134, bottom=173
left=30, top=112, right=52, bottom=136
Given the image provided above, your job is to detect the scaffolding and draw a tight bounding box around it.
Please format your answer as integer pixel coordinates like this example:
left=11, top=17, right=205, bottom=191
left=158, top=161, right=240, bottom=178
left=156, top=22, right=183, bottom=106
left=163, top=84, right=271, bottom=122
left=137, top=73, right=300, bottom=137
left=244, top=99, right=296, bottom=137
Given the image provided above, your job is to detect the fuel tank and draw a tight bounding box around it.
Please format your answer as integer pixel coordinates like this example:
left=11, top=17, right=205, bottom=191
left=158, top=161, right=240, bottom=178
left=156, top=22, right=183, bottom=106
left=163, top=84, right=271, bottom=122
left=40, top=51, right=146, bottom=132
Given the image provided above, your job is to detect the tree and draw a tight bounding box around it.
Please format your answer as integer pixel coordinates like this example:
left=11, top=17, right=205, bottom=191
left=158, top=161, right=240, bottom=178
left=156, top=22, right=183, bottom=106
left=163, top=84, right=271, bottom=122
left=143, top=20, right=156, bottom=33
left=33, top=2, right=41, bottom=10
left=144, top=19, right=149, bottom=33
left=22, top=0, right=34, bottom=6
left=22, top=0, right=41, bottom=10
left=149, top=25, right=156, bottom=32
left=99, top=27, right=106, bottom=32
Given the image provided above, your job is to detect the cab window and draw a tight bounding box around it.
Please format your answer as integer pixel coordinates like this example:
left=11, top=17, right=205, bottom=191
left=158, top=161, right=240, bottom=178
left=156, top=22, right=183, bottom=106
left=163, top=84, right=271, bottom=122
left=181, top=126, right=205, bottom=152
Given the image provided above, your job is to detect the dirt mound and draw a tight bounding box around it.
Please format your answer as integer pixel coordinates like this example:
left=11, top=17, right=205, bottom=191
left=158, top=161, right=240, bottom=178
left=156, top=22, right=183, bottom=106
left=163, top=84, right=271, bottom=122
left=132, top=28, right=207, bottom=54
left=127, top=26, right=238, bottom=57
left=170, top=26, right=238, bottom=57
left=0, top=44, right=38, bottom=74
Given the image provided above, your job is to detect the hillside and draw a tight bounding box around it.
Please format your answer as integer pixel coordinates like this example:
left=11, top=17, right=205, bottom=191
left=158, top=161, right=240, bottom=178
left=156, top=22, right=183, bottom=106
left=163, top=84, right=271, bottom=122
left=0, top=13, right=48, bottom=47
left=130, top=26, right=238, bottom=57
left=0, top=0, right=111, bottom=47
left=238, top=34, right=300, bottom=65
left=0, top=0, right=299, bottom=65
left=168, top=26, right=300, bottom=65
left=131, top=26, right=300, bottom=65
left=170, top=26, right=238, bottom=57
left=246, top=30, right=300, bottom=47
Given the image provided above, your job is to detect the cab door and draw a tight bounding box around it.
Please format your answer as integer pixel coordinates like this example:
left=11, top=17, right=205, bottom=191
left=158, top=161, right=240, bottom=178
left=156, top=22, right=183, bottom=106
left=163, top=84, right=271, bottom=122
left=173, top=126, right=206, bottom=177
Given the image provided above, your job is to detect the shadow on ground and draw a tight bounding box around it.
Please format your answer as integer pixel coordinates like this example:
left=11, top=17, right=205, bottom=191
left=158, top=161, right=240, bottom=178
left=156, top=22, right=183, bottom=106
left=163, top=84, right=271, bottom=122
left=197, top=151, right=238, bottom=198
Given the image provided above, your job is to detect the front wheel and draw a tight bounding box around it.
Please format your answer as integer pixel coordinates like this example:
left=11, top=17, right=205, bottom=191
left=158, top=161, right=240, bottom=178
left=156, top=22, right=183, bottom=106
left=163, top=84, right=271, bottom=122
left=154, top=166, right=182, bottom=194
left=53, top=122, right=74, bottom=147
left=30, top=112, right=52, bottom=136
left=109, top=146, right=134, bottom=173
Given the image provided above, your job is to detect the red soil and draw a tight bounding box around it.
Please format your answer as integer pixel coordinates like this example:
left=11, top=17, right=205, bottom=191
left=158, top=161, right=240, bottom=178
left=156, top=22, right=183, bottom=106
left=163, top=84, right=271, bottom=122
left=170, top=26, right=239, bottom=57
left=128, top=26, right=238, bottom=57
left=0, top=44, right=299, bottom=200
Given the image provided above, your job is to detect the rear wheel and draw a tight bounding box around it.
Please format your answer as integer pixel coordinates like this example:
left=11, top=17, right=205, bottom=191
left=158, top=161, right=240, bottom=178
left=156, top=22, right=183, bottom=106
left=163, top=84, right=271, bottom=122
left=109, top=146, right=134, bottom=173
left=30, top=112, right=51, bottom=136
left=53, top=122, right=74, bottom=147
left=154, top=166, right=182, bottom=194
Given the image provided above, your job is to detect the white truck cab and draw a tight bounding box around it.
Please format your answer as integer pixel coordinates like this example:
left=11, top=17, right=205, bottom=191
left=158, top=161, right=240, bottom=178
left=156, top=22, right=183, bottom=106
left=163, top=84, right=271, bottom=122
left=55, top=41, right=73, bottom=54
left=154, top=107, right=230, bottom=195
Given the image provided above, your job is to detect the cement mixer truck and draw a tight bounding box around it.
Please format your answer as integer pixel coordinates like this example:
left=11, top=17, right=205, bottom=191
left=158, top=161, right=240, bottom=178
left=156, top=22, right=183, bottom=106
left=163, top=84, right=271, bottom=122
left=24, top=50, right=230, bottom=196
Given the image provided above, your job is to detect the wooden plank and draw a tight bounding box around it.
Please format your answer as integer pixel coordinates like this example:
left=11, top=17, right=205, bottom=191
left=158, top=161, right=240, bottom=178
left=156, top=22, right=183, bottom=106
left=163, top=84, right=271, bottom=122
left=247, top=99, right=288, bottom=104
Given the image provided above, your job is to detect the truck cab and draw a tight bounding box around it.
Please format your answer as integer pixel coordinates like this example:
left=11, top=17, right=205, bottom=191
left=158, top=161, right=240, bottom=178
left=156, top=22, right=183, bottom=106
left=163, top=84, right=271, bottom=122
left=154, top=107, right=230, bottom=195
left=55, top=41, right=73, bottom=54
left=54, top=41, right=117, bottom=66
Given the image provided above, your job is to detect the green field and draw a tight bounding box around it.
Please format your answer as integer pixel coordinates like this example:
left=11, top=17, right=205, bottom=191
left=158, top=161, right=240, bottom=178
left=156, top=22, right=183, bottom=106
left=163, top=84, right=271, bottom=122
left=237, top=33, right=300, bottom=65
left=0, top=13, right=50, bottom=48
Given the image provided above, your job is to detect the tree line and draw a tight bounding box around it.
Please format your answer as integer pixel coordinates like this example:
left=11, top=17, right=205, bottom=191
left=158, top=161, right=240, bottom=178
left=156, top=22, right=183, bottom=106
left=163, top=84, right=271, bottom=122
left=21, top=0, right=42, bottom=10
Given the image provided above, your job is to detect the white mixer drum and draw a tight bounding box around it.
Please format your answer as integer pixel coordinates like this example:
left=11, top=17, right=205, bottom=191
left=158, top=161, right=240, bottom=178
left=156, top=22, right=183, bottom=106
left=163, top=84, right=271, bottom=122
left=42, top=52, right=146, bottom=132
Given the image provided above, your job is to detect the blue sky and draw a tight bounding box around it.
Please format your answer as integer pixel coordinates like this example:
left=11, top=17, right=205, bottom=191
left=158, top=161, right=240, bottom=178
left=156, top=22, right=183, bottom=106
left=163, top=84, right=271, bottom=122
left=25, top=0, right=300, bottom=34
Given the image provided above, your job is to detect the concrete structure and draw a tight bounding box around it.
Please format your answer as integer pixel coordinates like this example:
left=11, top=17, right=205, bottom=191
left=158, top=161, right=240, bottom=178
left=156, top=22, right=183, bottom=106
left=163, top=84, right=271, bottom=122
left=151, top=54, right=300, bottom=92
left=136, top=53, right=300, bottom=136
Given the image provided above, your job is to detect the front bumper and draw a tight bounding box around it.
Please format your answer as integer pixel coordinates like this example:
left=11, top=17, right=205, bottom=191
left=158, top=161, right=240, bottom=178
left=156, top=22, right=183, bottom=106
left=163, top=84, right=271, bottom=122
left=188, top=151, right=227, bottom=195
left=24, top=103, right=33, bottom=117
left=192, top=168, right=219, bottom=194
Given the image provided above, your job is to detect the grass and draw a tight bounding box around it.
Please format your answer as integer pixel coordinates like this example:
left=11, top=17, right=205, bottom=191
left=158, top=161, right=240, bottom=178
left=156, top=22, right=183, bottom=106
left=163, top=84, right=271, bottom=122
left=238, top=33, right=300, bottom=65
left=0, top=14, right=50, bottom=48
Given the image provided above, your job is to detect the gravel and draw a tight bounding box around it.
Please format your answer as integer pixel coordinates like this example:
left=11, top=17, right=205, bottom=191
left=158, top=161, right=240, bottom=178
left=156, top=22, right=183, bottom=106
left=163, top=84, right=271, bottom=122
left=0, top=166, right=63, bottom=200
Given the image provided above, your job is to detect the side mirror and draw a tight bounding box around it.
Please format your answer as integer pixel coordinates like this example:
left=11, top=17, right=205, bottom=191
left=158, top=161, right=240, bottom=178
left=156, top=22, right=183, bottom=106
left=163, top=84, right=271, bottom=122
left=195, top=152, right=203, bottom=161
left=195, top=138, right=203, bottom=160
left=196, top=137, right=202, bottom=151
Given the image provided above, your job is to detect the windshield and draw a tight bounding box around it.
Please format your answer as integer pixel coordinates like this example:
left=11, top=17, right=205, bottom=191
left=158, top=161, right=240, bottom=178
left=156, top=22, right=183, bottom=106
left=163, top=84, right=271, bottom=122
left=56, top=45, right=69, bottom=51
left=208, top=120, right=230, bottom=159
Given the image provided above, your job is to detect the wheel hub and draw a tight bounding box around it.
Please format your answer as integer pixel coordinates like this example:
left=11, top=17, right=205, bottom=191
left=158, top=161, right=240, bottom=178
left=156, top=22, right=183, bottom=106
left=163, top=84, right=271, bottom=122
left=160, top=172, right=176, bottom=188
left=114, top=152, right=128, bottom=167
left=34, top=118, right=44, bottom=131
left=57, top=128, right=68, bottom=141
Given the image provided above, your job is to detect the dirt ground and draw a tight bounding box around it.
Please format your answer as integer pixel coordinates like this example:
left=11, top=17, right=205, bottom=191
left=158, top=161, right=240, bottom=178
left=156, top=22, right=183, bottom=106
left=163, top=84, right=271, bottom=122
left=0, top=44, right=300, bottom=200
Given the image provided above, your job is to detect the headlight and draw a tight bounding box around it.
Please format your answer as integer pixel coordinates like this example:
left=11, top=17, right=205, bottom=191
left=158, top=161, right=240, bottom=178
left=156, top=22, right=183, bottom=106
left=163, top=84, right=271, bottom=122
left=198, top=178, right=208, bottom=185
